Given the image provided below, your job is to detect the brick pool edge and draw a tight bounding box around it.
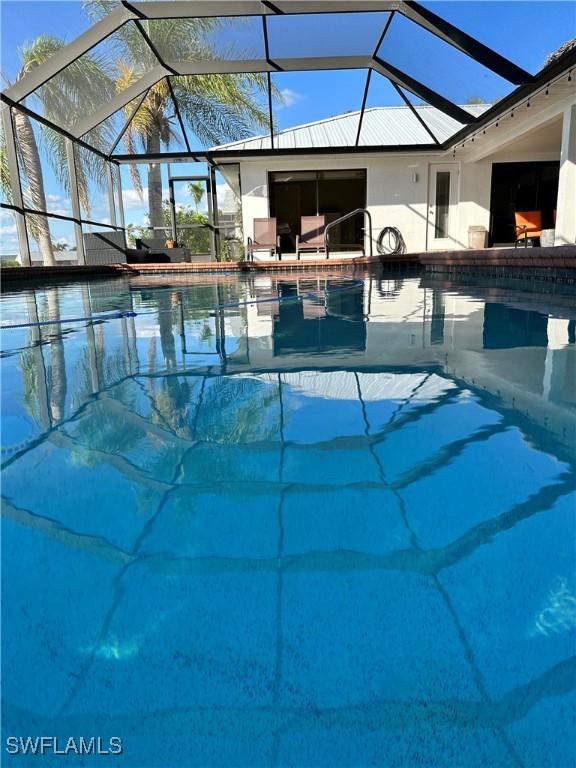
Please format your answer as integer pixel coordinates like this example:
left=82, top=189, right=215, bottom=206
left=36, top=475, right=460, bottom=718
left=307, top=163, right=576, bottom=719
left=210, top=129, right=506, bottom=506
left=1, top=246, right=575, bottom=286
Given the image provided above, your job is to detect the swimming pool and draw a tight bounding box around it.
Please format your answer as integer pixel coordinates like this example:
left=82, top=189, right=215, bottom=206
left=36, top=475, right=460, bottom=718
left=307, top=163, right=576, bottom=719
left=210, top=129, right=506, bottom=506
left=1, top=270, right=575, bottom=767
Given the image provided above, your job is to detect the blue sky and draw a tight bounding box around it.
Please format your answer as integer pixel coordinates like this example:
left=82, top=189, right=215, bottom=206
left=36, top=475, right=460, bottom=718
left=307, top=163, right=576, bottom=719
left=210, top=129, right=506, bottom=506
left=1, top=1, right=575, bottom=253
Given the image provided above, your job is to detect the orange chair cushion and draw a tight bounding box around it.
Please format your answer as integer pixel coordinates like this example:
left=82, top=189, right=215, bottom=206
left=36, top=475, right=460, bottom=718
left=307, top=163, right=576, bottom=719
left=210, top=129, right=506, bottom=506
left=515, top=211, right=542, bottom=237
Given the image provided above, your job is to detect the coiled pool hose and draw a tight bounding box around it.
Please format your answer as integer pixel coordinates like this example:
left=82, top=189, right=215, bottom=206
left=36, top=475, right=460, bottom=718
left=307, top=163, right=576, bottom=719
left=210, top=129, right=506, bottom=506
left=376, top=227, right=407, bottom=256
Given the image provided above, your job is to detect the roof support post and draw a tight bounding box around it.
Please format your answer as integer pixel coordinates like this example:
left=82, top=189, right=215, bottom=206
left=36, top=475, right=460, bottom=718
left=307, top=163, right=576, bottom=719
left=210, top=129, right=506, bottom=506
left=208, top=164, right=220, bottom=260
left=115, top=165, right=126, bottom=230
left=554, top=103, right=576, bottom=246
left=266, top=72, right=275, bottom=150
left=1, top=106, right=31, bottom=266
left=261, top=15, right=278, bottom=149
left=65, top=138, right=86, bottom=264
left=357, top=11, right=395, bottom=146
left=168, top=178, right=177, bottom=242
left=106, top=160, right=117, bottom=228
left=355, top=69, right=372, bottom=146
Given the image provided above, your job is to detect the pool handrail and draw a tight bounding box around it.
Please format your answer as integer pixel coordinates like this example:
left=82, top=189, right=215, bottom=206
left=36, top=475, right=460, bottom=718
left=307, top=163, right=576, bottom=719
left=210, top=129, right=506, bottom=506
left=324, top=208, right=373, bottom=260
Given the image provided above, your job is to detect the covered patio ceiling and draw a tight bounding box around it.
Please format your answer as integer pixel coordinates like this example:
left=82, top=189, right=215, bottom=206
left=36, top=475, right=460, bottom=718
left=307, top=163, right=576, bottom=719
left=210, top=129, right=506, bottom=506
left=1, top=0, right=541, bottom=160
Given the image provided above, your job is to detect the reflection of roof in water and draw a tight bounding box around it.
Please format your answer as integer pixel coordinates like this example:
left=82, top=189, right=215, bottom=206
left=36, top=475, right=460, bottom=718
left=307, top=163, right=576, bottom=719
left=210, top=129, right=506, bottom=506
left=281, top=370, right=454, bottom=402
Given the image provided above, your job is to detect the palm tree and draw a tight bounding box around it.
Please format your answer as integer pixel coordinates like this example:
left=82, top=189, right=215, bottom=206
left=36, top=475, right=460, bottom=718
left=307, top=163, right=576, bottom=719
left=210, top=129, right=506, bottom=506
left=3, top=8, right=274, bottom=263
left=84, top=1, right=271, bottom=230
left=188, top=180, right=205, bottom=213
left=1, top=35, right=113, bottom=265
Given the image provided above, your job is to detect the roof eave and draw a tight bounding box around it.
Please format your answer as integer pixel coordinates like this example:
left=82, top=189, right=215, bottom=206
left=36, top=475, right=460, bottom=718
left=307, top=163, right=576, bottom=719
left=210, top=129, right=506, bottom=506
left=112, top=143, right=446, bottom=162
left=443, top=47, right=576, bottom=151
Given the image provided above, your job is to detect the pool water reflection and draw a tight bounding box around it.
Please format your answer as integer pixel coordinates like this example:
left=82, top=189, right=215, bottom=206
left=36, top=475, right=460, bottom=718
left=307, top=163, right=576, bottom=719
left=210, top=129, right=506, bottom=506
left=1, top=271, right=575, bottom=767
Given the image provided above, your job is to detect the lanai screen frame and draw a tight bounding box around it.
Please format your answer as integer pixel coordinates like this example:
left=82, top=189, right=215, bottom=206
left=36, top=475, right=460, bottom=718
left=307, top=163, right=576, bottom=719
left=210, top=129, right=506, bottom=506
left=0, top=0, right=537, bottom=265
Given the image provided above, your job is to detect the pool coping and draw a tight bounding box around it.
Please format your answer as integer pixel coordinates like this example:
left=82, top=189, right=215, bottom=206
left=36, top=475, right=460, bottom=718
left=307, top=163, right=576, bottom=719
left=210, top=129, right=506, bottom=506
left=0, top=254, right=417, bottom=286
left=1, top=246, right=575, bottom=286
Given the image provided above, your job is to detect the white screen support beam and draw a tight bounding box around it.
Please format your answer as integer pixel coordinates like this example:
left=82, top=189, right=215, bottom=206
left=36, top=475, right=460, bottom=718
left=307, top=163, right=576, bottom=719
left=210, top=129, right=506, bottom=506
left=3, top=0, right=397, bottom=106
left=106, top=162, right=117, bottom=229
left=131, top=1, right=399, bottom=18
left=172, top=56, right=371, bottom=76
left=65, top=138, right=86, bottom=265
left=74, top=65, right=168, bottom=138
left=3, top=6, right=136, bottom=104
left=115, top=166, right=126, bottom=230
left=1, top=107, right=31, bottom=265
left=72, top=57, right=370, bottom=137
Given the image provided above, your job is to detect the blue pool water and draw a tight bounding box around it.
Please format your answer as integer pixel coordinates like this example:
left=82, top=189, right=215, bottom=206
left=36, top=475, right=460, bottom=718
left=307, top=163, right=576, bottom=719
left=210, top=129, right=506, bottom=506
left=1, top=271, right=575, bottom=767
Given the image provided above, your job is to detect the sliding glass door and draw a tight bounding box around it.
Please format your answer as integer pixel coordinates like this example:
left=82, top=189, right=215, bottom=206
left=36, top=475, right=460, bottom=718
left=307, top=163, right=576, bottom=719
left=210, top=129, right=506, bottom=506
left=269, top=169, right=366, bottom=253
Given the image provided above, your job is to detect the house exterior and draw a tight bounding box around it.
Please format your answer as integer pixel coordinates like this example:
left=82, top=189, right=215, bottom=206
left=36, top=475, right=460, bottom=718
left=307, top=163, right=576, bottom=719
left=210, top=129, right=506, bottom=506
left=211, top=50, right=575, bottom=257
left=2, top=1, right=574, bottom=267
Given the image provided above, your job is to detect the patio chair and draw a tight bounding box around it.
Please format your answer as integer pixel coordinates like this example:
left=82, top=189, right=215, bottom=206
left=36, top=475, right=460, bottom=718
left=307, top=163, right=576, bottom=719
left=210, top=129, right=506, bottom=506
left=514, top=211, right=542, bottom=248
left=247, top=218, right=281, bottom=261
left=296, top=215, right=326, bottom=260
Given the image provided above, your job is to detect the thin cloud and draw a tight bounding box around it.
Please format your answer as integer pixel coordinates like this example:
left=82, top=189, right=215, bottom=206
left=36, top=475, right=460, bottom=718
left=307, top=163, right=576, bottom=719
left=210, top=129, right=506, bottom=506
left=122, top=187, right=170, bottom=210
left=278, top=88, right=303, bottom=109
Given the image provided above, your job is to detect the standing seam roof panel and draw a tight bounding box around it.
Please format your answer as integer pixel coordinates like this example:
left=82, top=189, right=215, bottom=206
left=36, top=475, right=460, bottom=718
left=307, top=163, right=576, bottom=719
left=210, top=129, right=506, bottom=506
left=211, top=105, right=491, bottom=151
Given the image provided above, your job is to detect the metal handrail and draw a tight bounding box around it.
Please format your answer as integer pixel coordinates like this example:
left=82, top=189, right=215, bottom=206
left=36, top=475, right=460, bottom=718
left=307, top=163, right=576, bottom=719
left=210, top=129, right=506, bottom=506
left=324, top=208, right=373, bottom=260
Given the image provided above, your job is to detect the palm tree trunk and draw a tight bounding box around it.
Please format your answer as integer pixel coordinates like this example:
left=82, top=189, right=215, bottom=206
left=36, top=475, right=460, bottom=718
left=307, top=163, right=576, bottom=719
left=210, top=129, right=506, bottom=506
left=12, top=111, right=56, bottom=266
left=46, top=287, right=67, bottom=422
left=146, top=128, right=163, bottom=233
left=25, top=291, right=52, bottom=430
left=157, top=291, right=176, bottom=369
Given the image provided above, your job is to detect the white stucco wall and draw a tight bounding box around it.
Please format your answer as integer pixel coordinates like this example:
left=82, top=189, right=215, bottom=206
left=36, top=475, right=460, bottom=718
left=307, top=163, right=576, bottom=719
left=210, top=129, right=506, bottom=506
left=228, top=84, right=573, bottom=255
left=457, top=161, right=491, bottom=248
left=238, top=154, right=444, bottom=255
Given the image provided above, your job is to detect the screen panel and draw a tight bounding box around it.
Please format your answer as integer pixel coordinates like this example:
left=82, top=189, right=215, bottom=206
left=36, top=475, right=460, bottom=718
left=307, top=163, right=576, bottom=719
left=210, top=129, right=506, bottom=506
left=112, top=81, right=188, bottom=156
left=73, top=144, right=113, bottom=224
left=165, top=73, right=269, bottom=151
left=34, top=24, right=147, bottom=132
left=81, top=95, right=148, bottom=155
left=13, top=114, right=73, bottom=217
left=144, top=16, right=266, bottom=63
left=271, top=69, right=367, bottom=149
left=378, top=13, right=514, bottom=111
left=267, top=12, right=391, bottom=59
left=416, top=0, right=574, bottom=75
left=25, top=212, right=77, bottom=265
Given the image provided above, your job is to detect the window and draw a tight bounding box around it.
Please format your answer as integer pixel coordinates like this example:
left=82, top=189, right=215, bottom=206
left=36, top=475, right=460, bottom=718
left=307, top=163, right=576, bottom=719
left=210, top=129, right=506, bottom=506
left=435, top=171, right=451, bottom=239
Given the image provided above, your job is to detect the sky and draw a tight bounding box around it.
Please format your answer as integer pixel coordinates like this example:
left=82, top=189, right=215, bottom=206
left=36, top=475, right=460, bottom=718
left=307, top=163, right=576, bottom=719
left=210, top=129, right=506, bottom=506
left=1, top=0, right=575, bottom=254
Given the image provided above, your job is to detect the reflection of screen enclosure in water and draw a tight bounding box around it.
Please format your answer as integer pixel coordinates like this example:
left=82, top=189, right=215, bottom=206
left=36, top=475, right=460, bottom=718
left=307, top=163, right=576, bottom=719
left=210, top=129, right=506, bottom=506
left=1, top=273, right=575, bottom=768
left=273, top=280, right=366, bottom=355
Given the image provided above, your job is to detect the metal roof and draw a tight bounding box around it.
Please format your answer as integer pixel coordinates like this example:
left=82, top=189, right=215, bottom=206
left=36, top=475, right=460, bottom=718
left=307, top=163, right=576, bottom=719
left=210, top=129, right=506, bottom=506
left=211, top=104, right=491, bottom=152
